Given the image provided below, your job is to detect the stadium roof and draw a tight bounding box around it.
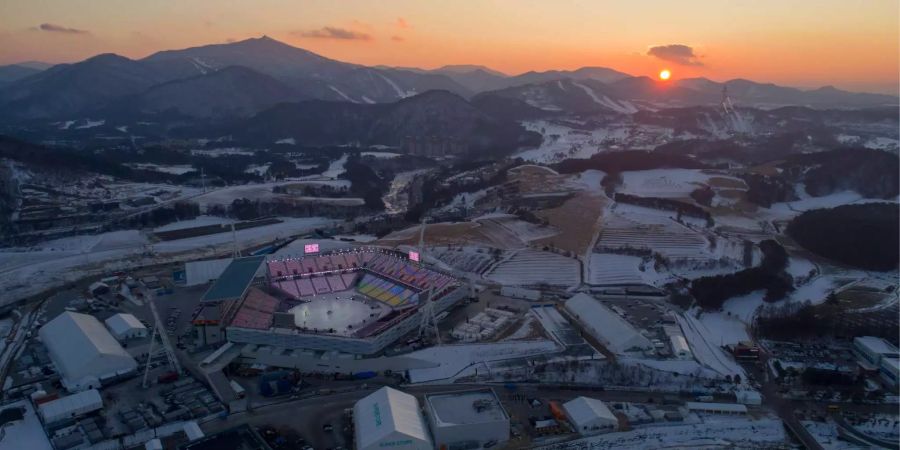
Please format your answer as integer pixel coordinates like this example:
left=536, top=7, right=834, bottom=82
left=425, top=389, right=508, bottom=427
left=353, top=387, right=431, bottom=450
left=38, top=312, right=137, bottom=390
left=565, top=293, right=653, bottom=354
left=104, top=313, right=146, bottom=335
left=563, top=396, right=617, bottom=428
left=201, top=255, right=266, bottom=303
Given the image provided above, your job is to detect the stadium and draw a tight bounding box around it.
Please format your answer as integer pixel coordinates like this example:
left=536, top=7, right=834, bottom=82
left=197, top=248, right=465, bottom=356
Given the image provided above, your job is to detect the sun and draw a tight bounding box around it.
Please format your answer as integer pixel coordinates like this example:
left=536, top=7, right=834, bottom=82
left=659, top=69, right=671, bottom=81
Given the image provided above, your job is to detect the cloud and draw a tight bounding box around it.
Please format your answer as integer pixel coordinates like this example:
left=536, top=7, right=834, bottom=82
left=36, top=23, right=90, bottom=35
left=647, top=44, right=703, bottom=66
left=295, top=26, right=372, bottom=41
left=391, top=35, right=405, bottom=42
left=396, top=17, right=412, bottom=29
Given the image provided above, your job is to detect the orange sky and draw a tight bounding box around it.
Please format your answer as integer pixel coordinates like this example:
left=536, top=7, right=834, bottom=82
left=1, top=0, right=898, bottom=93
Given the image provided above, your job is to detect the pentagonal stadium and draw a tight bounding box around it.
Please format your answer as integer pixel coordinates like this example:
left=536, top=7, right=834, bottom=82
left=217, top=248, right=464, bottom=355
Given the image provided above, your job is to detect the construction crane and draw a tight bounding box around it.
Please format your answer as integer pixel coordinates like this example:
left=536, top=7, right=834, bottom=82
left=141, top=289, right=182, bottom=388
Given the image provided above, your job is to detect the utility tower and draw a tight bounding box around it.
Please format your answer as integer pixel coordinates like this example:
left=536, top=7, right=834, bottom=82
left=415, top=217, right=441, bottom=344
left=142, top=290, right=182, bottom=388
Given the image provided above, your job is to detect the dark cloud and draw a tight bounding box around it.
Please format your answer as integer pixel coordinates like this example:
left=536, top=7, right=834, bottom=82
left=391, top=35, right=405, bottom=42
left=37, top=23, right=90, bottom=35
left=295, top=27, right=372, bottom=41
left=647, top=44, right=703, bottom=66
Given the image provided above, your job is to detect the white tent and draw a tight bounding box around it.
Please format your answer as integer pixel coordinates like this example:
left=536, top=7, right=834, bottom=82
left=562, top=397, right=618, bottom=435
left=38, top=389, right=103, bottom=424
left=39, top=312, right=138, bottom=391
left=564, top=293, right=652, bottom=354
left=353, top=387, right=432, bottom=450
left=104, top=313, right=148, bottom=340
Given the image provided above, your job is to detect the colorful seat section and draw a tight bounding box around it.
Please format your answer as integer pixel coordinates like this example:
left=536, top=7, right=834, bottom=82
left=356, top=273, right=417, bottom=307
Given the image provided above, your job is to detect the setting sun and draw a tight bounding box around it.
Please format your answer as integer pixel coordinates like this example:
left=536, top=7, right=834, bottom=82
left=659, top=69, right=671, bottom=80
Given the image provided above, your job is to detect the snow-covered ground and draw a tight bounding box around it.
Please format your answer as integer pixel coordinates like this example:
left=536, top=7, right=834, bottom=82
left=695, top=309, right=751, bottom=347
left=0, top=217, right=336, bottom=306
left=321, top=153, right=348, bottom=179
left=539, top=417, right=786, bottom=449
left=124, top=163, right=196, bottom=175
left=0, top=400, right=53, bottom=450
left=153, top=215, right=235, bottom=232
left=406, top=340, right=560, bottom=383
left=802, top=420, right=866, bottom=450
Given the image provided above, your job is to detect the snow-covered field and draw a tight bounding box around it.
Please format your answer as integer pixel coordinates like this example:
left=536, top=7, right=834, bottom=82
left=677, top=312, right=747, bottom=378
left=619, top=169, right=743, bottom=199
left=514, top=120, right=673, bottom=164
left=539, top=417, right=786, bottom=449
left=485, top=249, right=580, bottom=287
left=0, top=400, right=53, bottom=450
left=124, top=163, right=196, bottom=175
left=598, top=205, right=710, bottom=259
left=587, top=253, right=663, bottom=285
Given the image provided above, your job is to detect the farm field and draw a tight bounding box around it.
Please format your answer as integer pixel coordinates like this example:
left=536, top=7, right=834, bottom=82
left=485, top=248, right=580, bottom=287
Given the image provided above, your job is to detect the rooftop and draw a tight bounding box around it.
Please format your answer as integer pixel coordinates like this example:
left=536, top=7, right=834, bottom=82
left=855, top=336, right=900, bottom=356
left=425, top=389, right=509, bottom=427
left=201, top=255, right=266, bottom=303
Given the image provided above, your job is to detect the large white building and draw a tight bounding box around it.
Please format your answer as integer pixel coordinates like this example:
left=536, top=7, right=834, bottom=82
left=104, top=313, right=148, bottom=341
left=39, top=312, right=138, bottom=391
left=353, top=387, right=432, bottom=450
left=564, top=293, right=652, bottom=354
left=425, top=389, right=510, bottom=449
left=852, top=336, right=899, bottom=370
left=38, top=389, right=103, bottom=425
left=562, top=397, right=618, bottom=436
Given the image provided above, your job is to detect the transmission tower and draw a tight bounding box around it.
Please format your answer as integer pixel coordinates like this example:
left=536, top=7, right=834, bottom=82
left=142, top=290, right=182, bottom=388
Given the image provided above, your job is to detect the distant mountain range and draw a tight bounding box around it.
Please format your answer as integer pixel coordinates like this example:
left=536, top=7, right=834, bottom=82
left=0, top=36, right=896, bottom=121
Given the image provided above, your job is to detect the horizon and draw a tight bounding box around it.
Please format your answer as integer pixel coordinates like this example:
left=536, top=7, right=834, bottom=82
left=1, top=0, right=898, bottom=94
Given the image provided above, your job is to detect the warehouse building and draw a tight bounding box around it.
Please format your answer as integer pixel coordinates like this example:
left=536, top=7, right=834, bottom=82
left=685, top=402, right=748, bottom=415
left=353, top=387, right=432, bottom=450
left=38, top=389, right=103, bottom=425
left=852, top=336, right=900, bottom=370
left=564, top=293, right=653, bottom=354
left=562, top=396, right=618, bottom=436
left=424, top=388, right=509, bottom=450
left=104, top=313, right=148, bottom=341
left=39, top=312, right=138, bottom=392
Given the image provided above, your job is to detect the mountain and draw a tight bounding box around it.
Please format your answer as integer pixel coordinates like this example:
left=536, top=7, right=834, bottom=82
left=676, top=77, right=898, bottom=108
left=506, top=66, right=632, bottom=87
left=0, top=64, right=43, bottom=85
left=0, top=54, right=167, bottom=119
left=128, top=66, right=305, bottom=119
left=232, top=90, right=539, bottom=155
left=478, top=78, right=639, bottom=114
left=433, top=65, right=507, bottom=77
left=142, top=36, right=471, bottom=103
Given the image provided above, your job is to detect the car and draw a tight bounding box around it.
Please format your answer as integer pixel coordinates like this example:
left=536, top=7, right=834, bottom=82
left=322, top=424, right=333, bottom=432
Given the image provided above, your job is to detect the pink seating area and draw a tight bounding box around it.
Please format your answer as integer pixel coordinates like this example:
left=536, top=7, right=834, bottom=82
left=297, top=278, right=315, bottom=296
left=266, top=250, right=456, bottom=300
left=326, top=275, right=346, bottom=291
left=230, top=288, right=278, bottom=330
